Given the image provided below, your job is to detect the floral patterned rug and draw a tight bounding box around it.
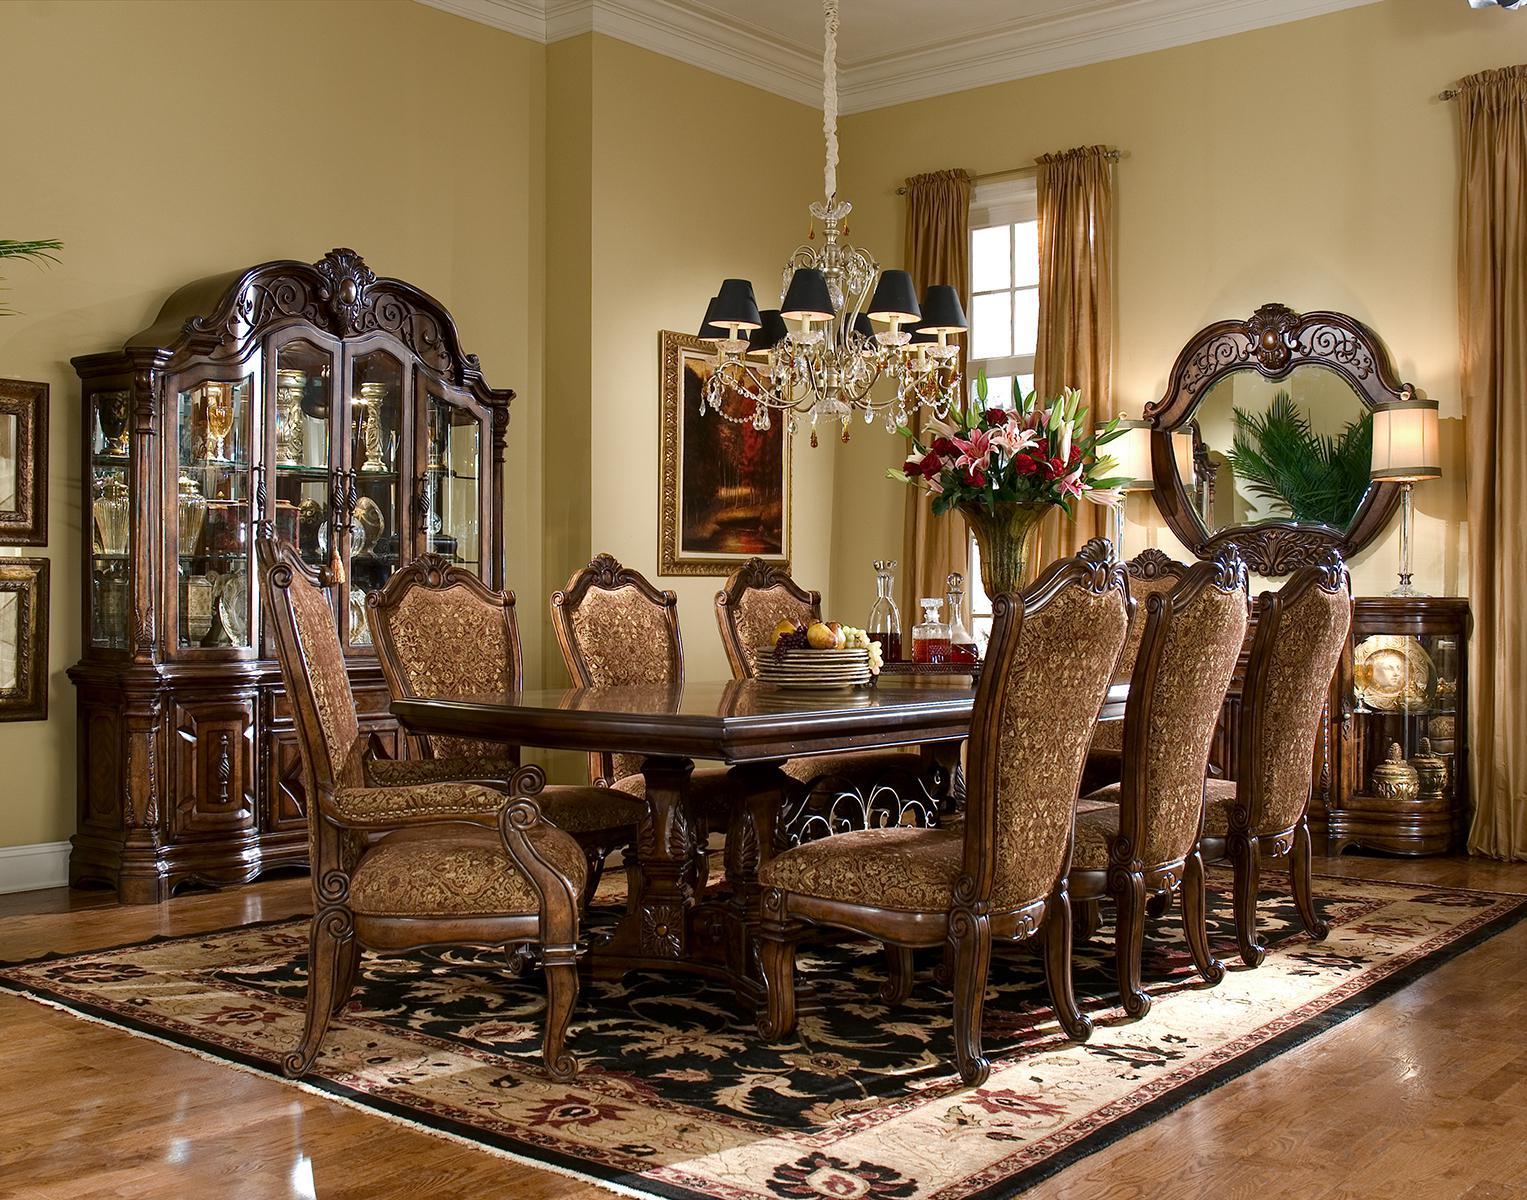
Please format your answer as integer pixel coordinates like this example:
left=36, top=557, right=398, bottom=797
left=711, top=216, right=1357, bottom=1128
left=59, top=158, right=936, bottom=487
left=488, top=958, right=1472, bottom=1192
left=2, top=870, right=1522, bottom=1200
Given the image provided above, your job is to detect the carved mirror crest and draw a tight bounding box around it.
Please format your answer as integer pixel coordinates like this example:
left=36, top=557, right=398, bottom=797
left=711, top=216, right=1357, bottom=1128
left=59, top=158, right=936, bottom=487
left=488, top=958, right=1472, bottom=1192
left=1145, top=305, right=1406, bottom=575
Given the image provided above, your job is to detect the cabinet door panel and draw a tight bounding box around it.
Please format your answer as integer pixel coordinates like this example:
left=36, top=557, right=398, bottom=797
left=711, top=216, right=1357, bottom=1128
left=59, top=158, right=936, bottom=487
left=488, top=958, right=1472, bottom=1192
left=172, top=699, right=257, bottom=837
left=417, top=377, right=489, bottom=576
left=345, top=348, right=409, bottom=650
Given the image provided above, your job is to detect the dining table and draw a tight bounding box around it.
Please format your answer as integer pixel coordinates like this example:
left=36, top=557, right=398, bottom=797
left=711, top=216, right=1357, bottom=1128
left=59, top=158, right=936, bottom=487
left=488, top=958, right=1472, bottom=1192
left=392, top=676, right=1127, bottom=1004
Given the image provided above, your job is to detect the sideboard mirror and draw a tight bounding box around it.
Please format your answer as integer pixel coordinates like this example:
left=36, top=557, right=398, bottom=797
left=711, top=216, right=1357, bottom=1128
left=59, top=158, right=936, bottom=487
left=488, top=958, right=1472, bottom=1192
left=1145, top=304, right=1407, bottom=575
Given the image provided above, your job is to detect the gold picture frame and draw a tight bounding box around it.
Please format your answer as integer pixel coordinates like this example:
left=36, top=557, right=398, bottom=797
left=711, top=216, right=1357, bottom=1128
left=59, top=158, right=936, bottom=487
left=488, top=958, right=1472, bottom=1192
left=0, top=379, right=48, bottom=546
left=0, top=557, right=49, bottom=721
left=658, top=330, right=790, bottom=577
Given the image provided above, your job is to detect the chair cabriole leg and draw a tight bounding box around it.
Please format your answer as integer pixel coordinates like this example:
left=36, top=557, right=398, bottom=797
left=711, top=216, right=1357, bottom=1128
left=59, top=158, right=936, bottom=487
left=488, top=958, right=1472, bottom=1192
left=949, top=908, right=993, bottom=1086
left=1291, top=817, right=1329, bottom=941
left=1111, top=867, right=1151, bottom=1019
left=1182, top=849, right=1224, bottom=985
left=283, top=906, right=353, bottom=1078
left=879, top=944, right=915, bottom=1005
left=1042, top=891, right=1093, bottom=1045
left=1230, top=832, right=1266, bottom=967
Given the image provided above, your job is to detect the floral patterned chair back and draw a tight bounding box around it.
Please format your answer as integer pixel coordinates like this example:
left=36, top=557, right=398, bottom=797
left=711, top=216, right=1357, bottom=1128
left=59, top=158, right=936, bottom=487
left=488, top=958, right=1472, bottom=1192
left=963, top=540, right=1131, bottom=911
left=257, top=536, right=363, bottom=806
left=368, top=555, right=522, bottom=760
left=715, top=558, right=821, bottom=680
left=1240, top=555, right=1352, bottom=836
left=551, top=553, right=684, bottom=785
left=1118, top=548, right=1250, bottom=866
left=1091, top=550, right=1193, bottom=756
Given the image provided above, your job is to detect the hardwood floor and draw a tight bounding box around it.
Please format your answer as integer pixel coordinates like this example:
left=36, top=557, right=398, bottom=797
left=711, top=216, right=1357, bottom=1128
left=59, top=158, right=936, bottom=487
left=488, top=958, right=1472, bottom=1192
left=2, top=854, right=1525, bottom=1199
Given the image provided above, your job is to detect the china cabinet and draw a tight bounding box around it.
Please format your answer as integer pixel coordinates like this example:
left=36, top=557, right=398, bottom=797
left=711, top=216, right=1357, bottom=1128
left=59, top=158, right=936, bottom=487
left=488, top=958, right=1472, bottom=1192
left=68, top=249, right=513, bottom=902
left=1328, top=597, right=1471, bottom=856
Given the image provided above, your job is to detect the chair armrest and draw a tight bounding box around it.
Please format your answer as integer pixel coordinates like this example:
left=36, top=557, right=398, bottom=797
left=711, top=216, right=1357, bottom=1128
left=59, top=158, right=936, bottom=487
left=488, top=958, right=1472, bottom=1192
left=318, top=780, right=508, bottom=832
left=497, top=765, right=585, bottom=943
left=364, top=754, right=517, bottom=789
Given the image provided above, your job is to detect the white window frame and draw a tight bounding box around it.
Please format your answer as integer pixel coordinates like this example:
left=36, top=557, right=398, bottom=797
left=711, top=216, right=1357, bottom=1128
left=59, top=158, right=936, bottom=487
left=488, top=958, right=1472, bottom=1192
left=967, top=175, right=1041, bottom=641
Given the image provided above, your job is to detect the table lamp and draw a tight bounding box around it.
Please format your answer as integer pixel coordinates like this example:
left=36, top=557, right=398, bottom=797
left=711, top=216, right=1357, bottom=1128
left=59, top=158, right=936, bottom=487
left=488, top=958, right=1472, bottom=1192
left=1101, top=418, right=1154, bottom=560
left=1370, top=393, right=1441, bottom=596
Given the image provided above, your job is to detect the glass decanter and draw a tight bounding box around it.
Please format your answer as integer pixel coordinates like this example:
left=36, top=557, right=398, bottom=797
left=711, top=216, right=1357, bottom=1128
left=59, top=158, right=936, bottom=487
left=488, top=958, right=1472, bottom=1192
left=912, top=597, right=950, bottom=664
left=867, top=559, right=903, bottom=662
left=945, top=571, right=979, bottom=664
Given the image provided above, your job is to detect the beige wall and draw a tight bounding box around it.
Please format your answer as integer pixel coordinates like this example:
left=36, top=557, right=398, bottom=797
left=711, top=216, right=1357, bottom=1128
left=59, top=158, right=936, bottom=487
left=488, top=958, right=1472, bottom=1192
left=579, top=37, right=828, bottom=683
left=0, top=0, right=546, bottom=848
left=829, top=0, right=1525, bottom=621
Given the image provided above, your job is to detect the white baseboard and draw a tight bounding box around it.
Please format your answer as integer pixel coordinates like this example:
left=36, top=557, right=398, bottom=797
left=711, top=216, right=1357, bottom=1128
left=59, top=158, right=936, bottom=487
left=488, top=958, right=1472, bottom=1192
left=0, top=842, right=72, bottom=894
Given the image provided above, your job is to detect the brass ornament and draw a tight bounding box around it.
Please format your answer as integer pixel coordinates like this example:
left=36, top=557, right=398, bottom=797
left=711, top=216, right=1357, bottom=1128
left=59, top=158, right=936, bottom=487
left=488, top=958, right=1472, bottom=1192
left=1370, top=742, right=1420, bottom=802
left=1353, top=634, right=1435, bottom=712
left=1410, top=737, right=1449, bottom=800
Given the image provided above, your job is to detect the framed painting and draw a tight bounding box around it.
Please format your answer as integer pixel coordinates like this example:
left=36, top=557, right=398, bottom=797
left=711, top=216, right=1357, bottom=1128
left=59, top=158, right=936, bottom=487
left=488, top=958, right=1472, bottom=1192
left=0, top=379, right=48, bottom=546
left=659, top=331, right=790, bottom=576
left=0, top=557, right=48, bottom=721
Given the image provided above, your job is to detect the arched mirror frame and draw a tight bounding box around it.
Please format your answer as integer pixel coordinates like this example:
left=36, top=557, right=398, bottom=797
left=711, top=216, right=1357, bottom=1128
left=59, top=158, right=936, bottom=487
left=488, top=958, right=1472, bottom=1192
left=1145, top=303, right=1408, bottom=576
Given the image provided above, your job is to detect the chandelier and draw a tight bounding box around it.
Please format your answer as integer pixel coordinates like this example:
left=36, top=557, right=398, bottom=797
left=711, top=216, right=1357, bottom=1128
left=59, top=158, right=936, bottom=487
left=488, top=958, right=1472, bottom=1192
left=697, top=0, right=965, bottom=445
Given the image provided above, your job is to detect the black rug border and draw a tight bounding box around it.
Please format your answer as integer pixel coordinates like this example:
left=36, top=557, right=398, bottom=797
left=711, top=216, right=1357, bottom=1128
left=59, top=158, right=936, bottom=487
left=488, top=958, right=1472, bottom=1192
left=2, top=886, right=1525, bottom=1200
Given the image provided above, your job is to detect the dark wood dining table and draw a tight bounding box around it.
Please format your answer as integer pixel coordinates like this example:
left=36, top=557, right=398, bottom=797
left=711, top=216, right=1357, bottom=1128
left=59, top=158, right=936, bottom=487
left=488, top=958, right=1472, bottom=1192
left=392, top=677, right=1126, bottom=1004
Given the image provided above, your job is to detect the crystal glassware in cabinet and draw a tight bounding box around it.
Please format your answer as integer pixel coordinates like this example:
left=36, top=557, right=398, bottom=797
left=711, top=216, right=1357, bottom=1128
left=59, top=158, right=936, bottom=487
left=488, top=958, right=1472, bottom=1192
left=866, top=559, right=902, bottom=662
left=347, top=353, right=405, bottom=646
left=422, top=388, right=484, bottom=571
left=176, top=377, right=254, bottom=649
left=272, top=340, right=334, bottom=571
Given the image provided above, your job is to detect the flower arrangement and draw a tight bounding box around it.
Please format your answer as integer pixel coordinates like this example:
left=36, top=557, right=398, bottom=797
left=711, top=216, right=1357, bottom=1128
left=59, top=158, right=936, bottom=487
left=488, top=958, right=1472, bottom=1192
left=889, top=373, right=1128, bottom=596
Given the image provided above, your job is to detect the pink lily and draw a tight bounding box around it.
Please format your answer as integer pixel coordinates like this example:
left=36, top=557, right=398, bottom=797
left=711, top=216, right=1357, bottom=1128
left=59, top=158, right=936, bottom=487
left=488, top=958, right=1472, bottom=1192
left=951, top=428, right=994, bottom=470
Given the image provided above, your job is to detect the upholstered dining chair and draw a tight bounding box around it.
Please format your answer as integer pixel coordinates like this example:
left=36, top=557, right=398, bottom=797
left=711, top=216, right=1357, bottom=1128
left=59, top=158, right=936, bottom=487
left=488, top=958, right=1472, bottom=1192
left=1086, top=548, right=1193, bottom=767
left=1197, top=553, right=1352, bottom=967
left=755, top=541, right=1131, bottom=1087
left=715, top=556, right=927, bottom=795
left=367, top=555, right=644, bottom=903
left=1068, top=547, right=1251, bottom=1018
left=257, top=536, right=585, bottom=1081
left=550, top=553, right=734, bottom=887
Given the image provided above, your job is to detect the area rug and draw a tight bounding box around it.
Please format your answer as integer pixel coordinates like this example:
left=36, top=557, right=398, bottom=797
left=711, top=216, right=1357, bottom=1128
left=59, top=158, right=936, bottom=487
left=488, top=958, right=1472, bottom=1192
left=3, top=871, right=1523, bottom=1200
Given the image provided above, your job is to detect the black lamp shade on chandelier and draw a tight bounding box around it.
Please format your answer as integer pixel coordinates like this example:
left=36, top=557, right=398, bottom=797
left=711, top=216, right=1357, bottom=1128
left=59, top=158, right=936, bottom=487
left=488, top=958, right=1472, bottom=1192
left=749, top=309, right=789, bottom=354
left=780, top=267, right=835, bottom=322
left=918, top=285, right=968, bottom=335
left=714, top=278, right=762, bottom=331
left=866, top=269, right=921, bottom=324
left=697, top=295, right=726, bottom=341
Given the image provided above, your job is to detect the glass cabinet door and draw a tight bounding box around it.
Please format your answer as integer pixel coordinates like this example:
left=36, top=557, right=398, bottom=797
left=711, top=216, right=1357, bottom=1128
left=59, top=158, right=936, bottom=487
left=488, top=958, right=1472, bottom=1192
left=419, top=383, right=486, bottom=575
left=88, top=388, right=133, bottom=649
left=175, top=375, right=256, bottom=650
left=345, top=350, right=407, bottom=648
left=271, top=340, right=335, bottom=574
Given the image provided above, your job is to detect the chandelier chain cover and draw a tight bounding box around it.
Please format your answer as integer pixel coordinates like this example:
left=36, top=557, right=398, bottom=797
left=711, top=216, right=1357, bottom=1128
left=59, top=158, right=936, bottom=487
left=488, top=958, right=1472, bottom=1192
left=696, top=0, right=966, bottom=441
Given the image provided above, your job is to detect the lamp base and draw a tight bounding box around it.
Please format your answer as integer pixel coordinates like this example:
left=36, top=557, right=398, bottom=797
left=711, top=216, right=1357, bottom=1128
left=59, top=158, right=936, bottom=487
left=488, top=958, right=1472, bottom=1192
left=1389, top=576, right=1428, bottom=598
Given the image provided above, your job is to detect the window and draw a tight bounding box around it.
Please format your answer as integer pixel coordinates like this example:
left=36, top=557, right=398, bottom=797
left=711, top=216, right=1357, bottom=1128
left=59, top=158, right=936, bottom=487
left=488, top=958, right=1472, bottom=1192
left=966, top=175, right=1041, bottom=643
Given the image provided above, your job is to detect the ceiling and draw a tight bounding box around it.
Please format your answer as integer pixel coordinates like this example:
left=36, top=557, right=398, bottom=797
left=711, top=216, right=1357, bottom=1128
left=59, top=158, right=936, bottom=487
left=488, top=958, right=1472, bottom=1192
left=414, top=0, right=1386, bottom=112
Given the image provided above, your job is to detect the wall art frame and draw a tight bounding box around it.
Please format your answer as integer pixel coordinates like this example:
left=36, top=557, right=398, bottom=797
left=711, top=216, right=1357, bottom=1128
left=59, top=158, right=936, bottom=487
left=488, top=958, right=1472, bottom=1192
left=0, top=378, right=48, bottom=546
left=0, top=556, right=49, bottom=721
left=658, top=330, right=791, bottom=577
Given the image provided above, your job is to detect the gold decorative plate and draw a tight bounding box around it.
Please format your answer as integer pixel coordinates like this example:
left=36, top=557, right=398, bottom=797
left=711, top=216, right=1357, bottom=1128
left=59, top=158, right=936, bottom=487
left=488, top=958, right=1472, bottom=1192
left=1354, top=635, right=1434, bottom=712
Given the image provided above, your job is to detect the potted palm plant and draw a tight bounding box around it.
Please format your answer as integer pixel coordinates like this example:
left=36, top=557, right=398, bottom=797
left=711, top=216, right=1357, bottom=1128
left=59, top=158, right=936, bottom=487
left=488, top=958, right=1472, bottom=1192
left=1, top=239, right=63, bottom=315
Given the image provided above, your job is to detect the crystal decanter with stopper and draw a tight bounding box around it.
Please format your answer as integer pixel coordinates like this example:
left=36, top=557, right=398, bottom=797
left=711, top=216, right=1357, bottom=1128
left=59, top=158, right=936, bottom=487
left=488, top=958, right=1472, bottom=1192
left=912, top=597, right=950, bottom=664
left=945, top=571, right=979, bottom=664
left=867, top=559, right=903, bottom=662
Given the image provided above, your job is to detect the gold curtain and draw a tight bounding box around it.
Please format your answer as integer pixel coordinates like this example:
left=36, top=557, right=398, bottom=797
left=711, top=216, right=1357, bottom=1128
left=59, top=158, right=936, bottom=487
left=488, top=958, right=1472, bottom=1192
left=1459, top=66, right=1527, bottom=861
left=900, top=168, right=972, bottom=617
left=1030, top=146, right=1117, bottom=575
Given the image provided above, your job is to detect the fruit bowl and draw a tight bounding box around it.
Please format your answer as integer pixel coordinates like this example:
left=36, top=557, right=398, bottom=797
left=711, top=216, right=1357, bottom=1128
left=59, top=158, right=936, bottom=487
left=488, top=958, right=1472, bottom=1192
left=754, top=645, right=873, bottom=689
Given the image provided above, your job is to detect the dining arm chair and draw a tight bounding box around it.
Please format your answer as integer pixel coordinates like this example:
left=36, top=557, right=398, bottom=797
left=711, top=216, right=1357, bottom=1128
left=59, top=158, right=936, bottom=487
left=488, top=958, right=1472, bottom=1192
left=714, top=557, right=930, bottom=817
left=257, top=536, right=585, bottom=1082
left=366, top=555, right=643, bottom=904
left=550, top=553, right=735, bottom=889
left=1069, top=546, right=1251, bottom=1018
left=1198, top=552, right=1352, bottom=967
left=755, top=540, right=1131, bottom=1087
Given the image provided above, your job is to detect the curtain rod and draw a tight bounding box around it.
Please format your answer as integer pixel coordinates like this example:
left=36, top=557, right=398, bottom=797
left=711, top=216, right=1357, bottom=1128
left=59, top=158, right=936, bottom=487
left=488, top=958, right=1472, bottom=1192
left=895, top=151, right=1124, bottom=195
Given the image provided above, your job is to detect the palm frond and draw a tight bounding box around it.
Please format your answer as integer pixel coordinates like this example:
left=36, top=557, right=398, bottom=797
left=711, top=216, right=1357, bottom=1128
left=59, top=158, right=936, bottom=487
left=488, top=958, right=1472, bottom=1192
left=0, top=239, right=63, bottom=317
left=1225, top=390, right=1372, bottom=527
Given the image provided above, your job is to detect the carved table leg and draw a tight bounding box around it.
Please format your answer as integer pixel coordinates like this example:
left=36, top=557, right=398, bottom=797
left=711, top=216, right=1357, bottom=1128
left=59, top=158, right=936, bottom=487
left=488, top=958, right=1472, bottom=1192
left=590, top=755, right=696, bottom=980
left=712, top=761, right=789, bottom=1000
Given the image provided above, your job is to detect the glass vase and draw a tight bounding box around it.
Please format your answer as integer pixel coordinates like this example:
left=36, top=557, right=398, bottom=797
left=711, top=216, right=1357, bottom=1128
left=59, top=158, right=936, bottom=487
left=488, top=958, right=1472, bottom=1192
left=962, top=501, right=1049, bottom=599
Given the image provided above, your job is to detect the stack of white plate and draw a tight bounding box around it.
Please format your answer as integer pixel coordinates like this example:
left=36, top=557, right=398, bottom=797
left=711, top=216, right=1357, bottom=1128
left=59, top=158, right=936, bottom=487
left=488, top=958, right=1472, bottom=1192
left=754, top=645, right=872, bottom=689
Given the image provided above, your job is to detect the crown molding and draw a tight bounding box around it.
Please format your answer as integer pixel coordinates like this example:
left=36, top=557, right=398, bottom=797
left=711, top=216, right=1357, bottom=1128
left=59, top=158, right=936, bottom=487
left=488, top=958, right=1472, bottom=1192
left=837, top=0, right=1387, bottom=114
left=413, top=0, right=1386, bottom=114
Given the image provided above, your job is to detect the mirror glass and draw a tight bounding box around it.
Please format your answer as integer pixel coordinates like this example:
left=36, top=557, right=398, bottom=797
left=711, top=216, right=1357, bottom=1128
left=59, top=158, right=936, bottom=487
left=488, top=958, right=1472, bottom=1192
left=0, top=412, right=17, bottom=514
left=1177, top=364, right=1373, bottom=534
left=0, top=590, right=17, bottom=693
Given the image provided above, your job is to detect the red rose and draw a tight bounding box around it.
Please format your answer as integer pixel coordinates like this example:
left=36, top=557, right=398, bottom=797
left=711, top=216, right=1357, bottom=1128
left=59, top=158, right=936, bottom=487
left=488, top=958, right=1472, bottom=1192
left=1068, top=446, right=1083, bottom=466
left=961, top=465, right=986, bottom=488
left=1014, top=453, right=1036, bottom=474
left=985, top=407, right=1009, bottom=427
left=903, top=458, right=922, bottom=475
left=918, top=452, right=944, bottom=480
left=931, top=436, right=957, bottom=456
